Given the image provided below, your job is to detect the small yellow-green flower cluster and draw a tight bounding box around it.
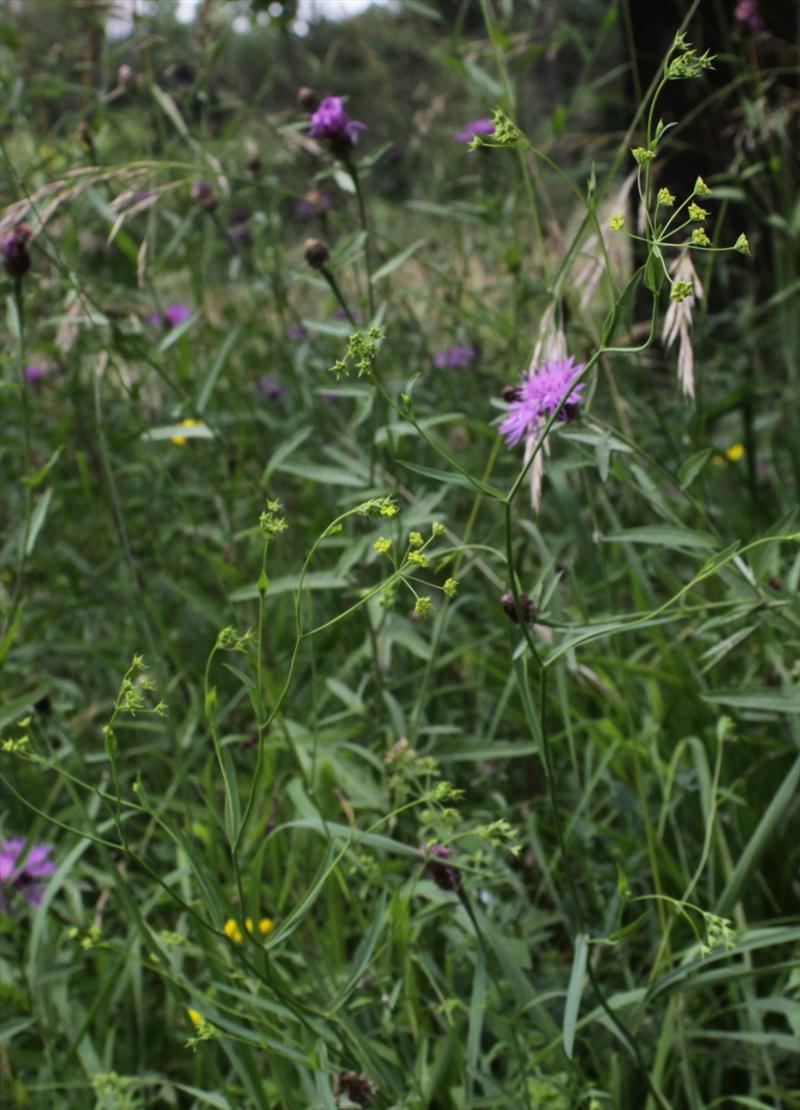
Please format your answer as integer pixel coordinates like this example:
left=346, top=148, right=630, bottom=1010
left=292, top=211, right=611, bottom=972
left=657, top=187, right=676, bottom=207
left=609, top=213, right=625, bottom=231
left=670, top=280, right=694, bottom=302
left=374, top=537, right=392, bottom=555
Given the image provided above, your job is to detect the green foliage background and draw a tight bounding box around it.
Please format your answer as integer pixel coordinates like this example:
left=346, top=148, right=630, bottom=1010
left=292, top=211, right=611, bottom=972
left=1, top=0, right=798, bottom=1107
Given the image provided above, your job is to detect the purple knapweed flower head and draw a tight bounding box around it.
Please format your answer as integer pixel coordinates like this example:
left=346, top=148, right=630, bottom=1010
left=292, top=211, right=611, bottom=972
left=500, top=356, right=586, bottom=447
left=258, top=376, right=286, bottom=400
left=24, top=364, right=47, bottom=382
left=434, top=345, right=475, bottom=370
left=191, top=180, right=217, bottom=211
left=422, top=842, right=461, bottom=893
left=163, top=303, right=191, bottom=328
left=2, top=223, right=32, bottom=277
left=296, top=189, right=333, bottom=219
left=455, top=118, right=495, bottom=143
left=287, top=322, right=308, bottom=341
left=0, top=837, right=56, bottom=909
left=734, top=0, right=764, bottom=31
left=308, top=96, right=366, bottom=154
left=230, top=224, right=253, bottom=248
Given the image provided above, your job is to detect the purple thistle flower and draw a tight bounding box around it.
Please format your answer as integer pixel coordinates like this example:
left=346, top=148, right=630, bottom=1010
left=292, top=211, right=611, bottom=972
left=287, top=322, right=308, bottom=341
left=258, top=376, right=286, bottom=400
left=422, top=842, right=461, bottom=893
left=308, top=96, right=366, bottom=153
left=434, top=345, right=476, bottom=370
left=230, top=224, right=253, bottom=249
left=0, top=837, right=56, bottom=908
left=734, top=0, right=764, bottom=31
left=296, top=190, right=333, bottom=219
left=455, top=118, right=495, bottom=143
left=164, top=303, right=191, bottom=328
left=499, top=356, right=586, bottom=447
left=24, top=364, right=47, bottom=382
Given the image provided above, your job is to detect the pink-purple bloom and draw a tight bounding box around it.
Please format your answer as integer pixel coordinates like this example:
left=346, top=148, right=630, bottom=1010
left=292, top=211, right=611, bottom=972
left=24, top=364, right=47, bottom=382
left=2, top=224, right=32, bottom=277
left=455, top=118, right=495, bottom=143
left=734, top=0, right=764, bottom=31
left=308, top=96, right=366, bottom=151
left=499, top=356, right=586, bottom=446
left=287, top=322, right=308, bottom=341
left=258, top=376, right=286, bottom=400
left=150, top=302, right=191, bottom=329
left=434, top=345, right=475, bottom=370
left=0, top=837, right=56, bottom=908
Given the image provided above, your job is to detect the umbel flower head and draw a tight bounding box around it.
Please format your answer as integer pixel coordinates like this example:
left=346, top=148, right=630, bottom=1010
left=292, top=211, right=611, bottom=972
left=0, top=837, right=56, bottom=909
left=308, top=96, right=365, bottom=154
left=499, top=357, right=586, bottom=447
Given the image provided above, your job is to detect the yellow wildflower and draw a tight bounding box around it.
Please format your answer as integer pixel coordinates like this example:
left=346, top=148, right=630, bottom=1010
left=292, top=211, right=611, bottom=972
left=187, top=1008, right=203, bottom=1029
left=725, top=443, right=745, bottom=462
left=223, top=918, right=243, bottom=944
left=259, top=917, right=274, bottom=935
left=171, top=418, right=205, bottom=446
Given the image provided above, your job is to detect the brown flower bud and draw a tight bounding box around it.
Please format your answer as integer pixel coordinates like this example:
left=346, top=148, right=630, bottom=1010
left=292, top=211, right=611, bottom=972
left=246, top=151, right=262, bottom=175
left=500, top=591, right=535, bottom=624
left=191, top=180, right=217, bottom=212
left=501, top=384, right=521, bottom=402
left=297, top=85, right=318, bottom=112
left=303, top=237, right=329, bottom=270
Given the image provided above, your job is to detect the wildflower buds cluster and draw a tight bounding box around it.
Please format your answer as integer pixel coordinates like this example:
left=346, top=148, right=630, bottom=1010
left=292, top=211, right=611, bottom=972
left=2, top=223, right=32, bottom=277
left=665, top=33, right=716, bottom=80
left=260, top=499, right=288, bottom=538
left=330, top=326, right=383, bottom=379
left=216, top=626, right=255, bottom=653
left=469, top=107, right=526, bottom=151
left=186, top=1009, right=216, bottom=1046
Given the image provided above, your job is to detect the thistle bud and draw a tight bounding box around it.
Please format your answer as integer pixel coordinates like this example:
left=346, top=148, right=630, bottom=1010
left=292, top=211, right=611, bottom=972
left=297, top=86, right=319, bottom=112
left=422, top=843, right=461, bottom=893
left=2, top=223, right=32, bottom=277
left=191, top=180, right=217, bottom=212
left=303, top=237, right=329, bottom=270
left=246, top=151, right=262, bottom=176
left=500, top=591, right=535, bottom=624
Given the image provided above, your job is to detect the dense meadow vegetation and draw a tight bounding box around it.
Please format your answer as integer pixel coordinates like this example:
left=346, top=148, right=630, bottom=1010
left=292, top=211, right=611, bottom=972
left=1, top=0, right=799, bottom=1106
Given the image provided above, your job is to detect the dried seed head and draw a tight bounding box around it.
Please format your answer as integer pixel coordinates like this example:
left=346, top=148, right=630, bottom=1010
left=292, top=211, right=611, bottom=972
left=304, top=237, right=329, bottom=270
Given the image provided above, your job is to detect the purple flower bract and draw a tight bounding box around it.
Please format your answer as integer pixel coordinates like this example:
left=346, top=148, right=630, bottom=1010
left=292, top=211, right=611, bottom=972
left=499, top=356, right=586, bottom=446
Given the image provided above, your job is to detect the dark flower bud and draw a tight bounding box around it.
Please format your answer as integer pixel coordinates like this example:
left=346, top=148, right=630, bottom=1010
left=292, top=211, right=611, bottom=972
left=118, top=63, right=136, bottom=88
left=334, top=1071, right=377, bottom=1107
left=304, top=237, right=329, bottom=270
left=75, top=121, right=93, bottom=148
left=422, top=842, right=461, bottom=893
left=500, top=591, right=535, bottom=624
left=246, top=152, right=262, bottom=175
left=297, top=85, right=319, bottom=112
left=501, top=384, right=521, bottom=403
left=191, top=180, right=217, bottom=212
left=2, top=223, right=32, bottom=277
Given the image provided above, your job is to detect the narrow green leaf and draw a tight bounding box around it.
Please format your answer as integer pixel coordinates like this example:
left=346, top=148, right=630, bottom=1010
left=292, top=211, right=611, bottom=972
left=563, top=933, right=589, bottom=1058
